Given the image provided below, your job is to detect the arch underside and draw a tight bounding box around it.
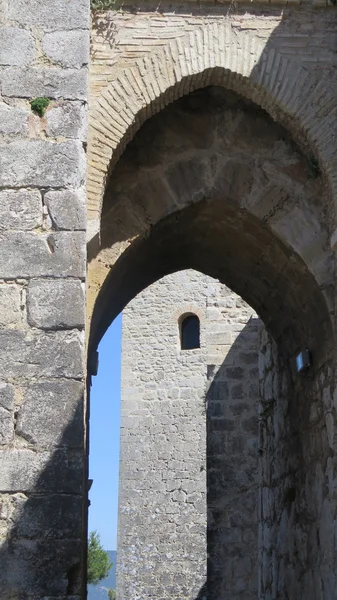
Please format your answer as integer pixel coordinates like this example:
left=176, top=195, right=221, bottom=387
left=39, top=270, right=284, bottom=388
left=89, top=86, right=334, bottom=369
left=91, top=198, right=332, bottom=366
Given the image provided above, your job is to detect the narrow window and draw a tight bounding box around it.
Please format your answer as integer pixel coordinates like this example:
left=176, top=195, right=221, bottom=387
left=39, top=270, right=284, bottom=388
left=180, top=314, right=200, bottom=350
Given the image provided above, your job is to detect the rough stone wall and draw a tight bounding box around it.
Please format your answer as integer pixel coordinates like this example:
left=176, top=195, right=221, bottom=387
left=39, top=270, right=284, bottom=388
left=0, top=0, right=89, bottom=597
left=118, top=269, right=260, bottom=600
left=258, top=324, right=336, bottom=599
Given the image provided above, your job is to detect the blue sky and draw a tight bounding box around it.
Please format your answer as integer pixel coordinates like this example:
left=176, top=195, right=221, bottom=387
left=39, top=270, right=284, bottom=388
left=88, top=313, right=122, bottom=551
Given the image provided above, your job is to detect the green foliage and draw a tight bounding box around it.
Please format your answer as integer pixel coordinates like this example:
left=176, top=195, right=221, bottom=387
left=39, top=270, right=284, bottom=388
left=87, top=531, right=112, bottom=585
left=308, top=155, right=320, bottom=180
left=30, top=97, right=50, bottom=117
left=107, top=588, right=116, bottom=600
left=91, top=0, right=120, bottom=10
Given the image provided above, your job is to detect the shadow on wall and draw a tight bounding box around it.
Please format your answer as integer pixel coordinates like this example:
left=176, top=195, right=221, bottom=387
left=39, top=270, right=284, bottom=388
left=0, top=400, right=85, bottom=598
left=206, top=318, right=260, bottom=600
left=194, top=582, right=207, bottom=600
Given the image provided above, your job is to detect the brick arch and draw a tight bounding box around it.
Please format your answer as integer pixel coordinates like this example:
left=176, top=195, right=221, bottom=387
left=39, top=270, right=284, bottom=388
left=173, top=305, right=205, bottom=324
left=87, top=22, right=336, bottom=241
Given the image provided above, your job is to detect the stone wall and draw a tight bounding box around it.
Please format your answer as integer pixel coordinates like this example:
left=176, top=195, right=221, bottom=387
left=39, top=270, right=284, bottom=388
left=118, top=269, right=260, bottom=599
left=258, top=323, right=336, bottom=599
left=0, top=0, right=89, bottom=597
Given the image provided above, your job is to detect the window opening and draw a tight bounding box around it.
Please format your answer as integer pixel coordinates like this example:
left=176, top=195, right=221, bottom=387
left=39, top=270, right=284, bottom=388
left=180, top=314, right=200, bottom=350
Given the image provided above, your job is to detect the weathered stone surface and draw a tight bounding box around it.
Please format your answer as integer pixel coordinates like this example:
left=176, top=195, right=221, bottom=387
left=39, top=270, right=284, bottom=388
left=1, top=67, right=88, bottom=100
left=44, top=189, right=86, bottom=231
left=0, top=27, right=36, bottom=66
left=0, top=284, right=21, bottom=327
left=16, top=380, right=84, bottom=447
left=0, top=330, right=84, bottom=379
left=0, top=538, right=82, bottom=596
left=0, top=104, right=29, bottom=136
left=0, top=448, right=83, bottom=492
left=13, top=494, right=82, bottom=539
left=27, top=279, right=84, bottom=329
left=46, top=102, right=87, bottom=140
left=44, top=189, right=87, bottom=235
left=0, top=189, right=42, bottom=230
left=0, top=0, right=89, bottom=590
left=0, top=382, right=14, bottom=411
left=0, top=407, right=14, bottom=444
left=42, top=31, right=89, bottom=69
left=0, top=232, right=85, bottom=278
left=7, top=0, right=89, bottom=30
left=0, top=141, right=85, bottom=188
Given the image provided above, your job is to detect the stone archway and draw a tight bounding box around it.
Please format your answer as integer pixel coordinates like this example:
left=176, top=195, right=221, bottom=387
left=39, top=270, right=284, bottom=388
left=87, top=83, right=336, bottom=600
left=88, top=85, right=334, bottom=344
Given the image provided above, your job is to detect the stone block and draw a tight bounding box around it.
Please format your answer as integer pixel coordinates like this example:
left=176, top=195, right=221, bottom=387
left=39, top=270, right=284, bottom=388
left=16, top=380, right=84, bottom=447
left=0, top=284, right=21, bottom=327
left=0, top=27, right=36, bottom=66
left=0, top=189, right=42, bottom=230
left=226, top=367, right=244, bottom=380
left=27, top=279, right=84, bottom=329
left=206, top=331, right=232, bottom=345
left=242, top=416, right=258, bottom=435
left=46, top=102, right=87, bottom=140
left=0, top=104, right=29, bottom=136
left=1, top=67, right=88, bottom=100
left=0, top=382, right=14, bottom=410
left=0, top=407, right=14, bottom=444
left=0, top=330, right=84, bottom=379
left=42, top=31, right=89, bottom=69
left=0, top=231, right=85, bottom=278
left=7, top=0, right=90, bottom=30
left=0, top=448, right=83, bottom=493
left=14, top=494, right=82, bottom=539
left=0, top=141, right=85, bottom=188
left=44, top=189, right=86, bottom=230
left=0, top=538, right=82, bottom=596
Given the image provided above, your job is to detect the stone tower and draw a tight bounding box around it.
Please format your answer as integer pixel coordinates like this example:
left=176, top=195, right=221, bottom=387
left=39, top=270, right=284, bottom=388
left=118, top=269, right=260, bottom=600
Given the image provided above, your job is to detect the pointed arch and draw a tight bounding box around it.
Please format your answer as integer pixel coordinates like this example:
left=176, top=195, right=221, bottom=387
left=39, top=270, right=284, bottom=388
left=87, top=22, right=337, bottom=242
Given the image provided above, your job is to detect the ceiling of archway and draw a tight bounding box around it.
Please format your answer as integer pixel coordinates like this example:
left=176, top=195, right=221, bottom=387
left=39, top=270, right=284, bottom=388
left=89, top=87, right=334, bottom=365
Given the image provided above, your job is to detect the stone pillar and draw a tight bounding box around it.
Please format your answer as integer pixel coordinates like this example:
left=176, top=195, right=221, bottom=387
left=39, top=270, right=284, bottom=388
left=117, top=270, right=259, bottom=600
left=0, top=0, right=89, bottom=597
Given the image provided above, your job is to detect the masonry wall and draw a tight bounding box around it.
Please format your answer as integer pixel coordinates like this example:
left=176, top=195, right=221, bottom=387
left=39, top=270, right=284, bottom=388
left=258, top=322, right=336, bottom=599
left=0, top=1, right=89, bottom=597
left=90, top=3, right=337, bottom=104
left=118, top=269, right=260, bottom=600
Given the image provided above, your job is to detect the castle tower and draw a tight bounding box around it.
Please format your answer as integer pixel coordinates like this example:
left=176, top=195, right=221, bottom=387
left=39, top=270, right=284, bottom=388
left=117, top=270, right=260, bottom=600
